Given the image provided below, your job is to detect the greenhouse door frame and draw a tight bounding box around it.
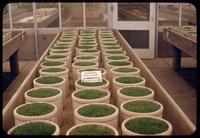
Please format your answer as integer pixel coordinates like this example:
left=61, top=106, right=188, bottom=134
left=111, top=3, right=156, bottom=59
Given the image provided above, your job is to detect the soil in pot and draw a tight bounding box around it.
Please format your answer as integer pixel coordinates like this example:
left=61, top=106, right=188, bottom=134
left=123, top=100, right=161, bottom=113
left=77, top=79, right=107, bottom=87
left=9, top=122, right=56, bottom=135
left=16, top=103, right=54, bottom=116
left=27, top=88, right=60, bottom=98
left=35, top=76, right=63, bottom=84
left=120, top=87, right=152, bottom=97
left=69, top=124, right=115, bottom=135
left=74, top=89, right=108, bottom=99
left=78, top=104, right=115, bottom=117
left=125, top=117, right=169, bottom=135
left=115, top=76, right=143, bottom=84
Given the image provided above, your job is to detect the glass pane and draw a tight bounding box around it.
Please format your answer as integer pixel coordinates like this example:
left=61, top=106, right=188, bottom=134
left=181, top=3, right=196, bottom=25
left=158, top=3, right=180, bottom=26
left=86, top=3, right=108, bottom=26
left=61, top=3, right=83, bottom=27
left=3, top=4, right=9, bottom=29
left=36, top=3, right=59, bottom=28
left=118, top=3, right=150, bottom=21
left=11, top=3, right=34, bottom=28
left=119, top=30, right=149, bottom=49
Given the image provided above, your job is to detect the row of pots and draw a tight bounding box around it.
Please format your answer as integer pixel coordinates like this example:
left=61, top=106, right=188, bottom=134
left=7, top=28, right=79, bottom=135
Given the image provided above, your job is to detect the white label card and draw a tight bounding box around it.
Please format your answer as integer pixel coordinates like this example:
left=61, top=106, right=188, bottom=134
left=81, top=71, right=102, bottom=83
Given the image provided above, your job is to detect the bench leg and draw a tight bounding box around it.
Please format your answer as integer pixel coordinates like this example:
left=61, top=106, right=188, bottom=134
left=172, top=47, right=181, bottom=71
left=9, top=51, right=19, bottom=75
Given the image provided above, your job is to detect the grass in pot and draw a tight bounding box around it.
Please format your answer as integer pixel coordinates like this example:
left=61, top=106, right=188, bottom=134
left=13, top=102, right=57, bottom=125
left=72, top=88, right=110, bottom=109
left=66, top=123, right=118, bottom=135
left=120, top=99, right=163, bottom=122
left=8, top=120, right=60, bottom=135
left=117, top=86, right=154, bottom=107
left=41, top=61, right=66, bottom=69
left=75, top=79, right=109, bottom=90
left=121, top=116, right=172, bottom=135
left=74, top=103, right=119, bottom=129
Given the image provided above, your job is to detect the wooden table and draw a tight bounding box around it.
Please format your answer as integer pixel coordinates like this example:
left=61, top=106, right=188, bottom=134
left=163, top=27, right=196, bottom=71
left=3, top=31, right=26, bottom=75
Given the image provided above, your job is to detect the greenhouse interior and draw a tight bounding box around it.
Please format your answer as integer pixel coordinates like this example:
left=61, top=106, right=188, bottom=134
left=2, top=3, right=197, bottom=136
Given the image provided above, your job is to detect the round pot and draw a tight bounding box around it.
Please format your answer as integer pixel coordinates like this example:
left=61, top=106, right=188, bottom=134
left=24, top=87, right=63, bottom=126
left=75, top=46, right=97, bottom=53
left=72, top=61, right=99, bottom=82
left=66, top=122, right=118, bottom=136
left=75, top=79, right=109, bottom=90
left=45, top=55, right=70, bottom=70
left=77, top=68, right=107, bottom=80
left=49, top=50, right=72, bottom=69
left=121, top=116, right=172, bottom=136
left=40, top=61, right=66, bottom=69
left=105, top=55, right=129, bottom=63
left=7, top=120, right=60, bottom=135
left=72, top=88, right=110, bottom=110
left=102, top=50, right=126, bottom=63
left=110, top=66, right=140, bottom=81
left=13, top=102, right=58, bottom=125
left=74, top=55, right=98, bottom=63
left=105, top=61, right=133, bottom=82
left=120, top=99, right=164, bottom=123
left=39, top=67, right=69, bottom=96
left=112, top=76, right=146, bottom=105
left=33, top=76, right=67, bottom=108
left=74, top=103, right=119, bottom=129
left=76, top=50, right=100, bottom=59
left=117, top=86, right=155, bottom=108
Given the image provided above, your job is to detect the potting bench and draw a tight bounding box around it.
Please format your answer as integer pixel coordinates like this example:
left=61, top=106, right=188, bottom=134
left=163, top=27, right=196, bottom=71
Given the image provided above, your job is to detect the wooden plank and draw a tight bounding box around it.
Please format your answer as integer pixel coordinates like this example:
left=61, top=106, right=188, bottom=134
left=114, top=30, right=196, bottom=135
left=163, top=28, right=196, bottom=58
left=3, top=31, right=26, bottom=62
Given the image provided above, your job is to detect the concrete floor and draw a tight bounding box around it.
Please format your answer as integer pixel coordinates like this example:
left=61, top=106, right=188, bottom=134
left=3, top=57, right=197, bottom=126
left=142, top=57, right=197, bottom=125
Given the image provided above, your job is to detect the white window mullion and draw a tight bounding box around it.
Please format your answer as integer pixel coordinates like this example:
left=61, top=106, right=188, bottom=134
left=179, top=3, right=182, bottom=26
left=33, top=3, right=39, bottom=60
left=58, top=3, right=62, bottom=29
left=8, top=4, right=13, bottom=30
left=83, top=3, right=86, bottom=27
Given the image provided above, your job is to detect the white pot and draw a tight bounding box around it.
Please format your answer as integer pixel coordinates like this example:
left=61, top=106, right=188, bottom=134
left=40, top=61, right=66, bottom=69
left=75, top=46, right=97, bottom=53
left=45, top=55, right=70, bottom=70
left=105, top=55, right=129, bottom=65
left=74, top=55, right=99, bottom=63
left=76, top=50, right=100, bottom=58
left=77, top=68, right=107, bottom=80
left=117, top=86, right=155, bottom=108
left=121, top=116, right=172, bottom=136
left=24, top=87, right=63, bottom=126
left=13, top=102, right=58, bottom=125
left=66, top=122, right=118, bottom=136
left=120, top=99, right=164, bottom=123
left=75, top=79, right=109, bottom=90
left=39, top=67, right=69, bottom=96
left=105, top=61, right=133, bottom=83
left=112, top=76, right=146, bottom=105
left=49, top=50, right=72, bottom=70
left=110, top=66, right=140, bottom=82
left=72, top=88, right=110, bottom=110
left=50, top=47, right=72, bottom=52
left=72, top=61, right=99, bottom=82
left=33, top=76, right=67, bottom=108
left=74, top=103, right=119, bottom=129
left=7, top=120, right=60, bottom=135
left=101, top=50, right=126, bottom=64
